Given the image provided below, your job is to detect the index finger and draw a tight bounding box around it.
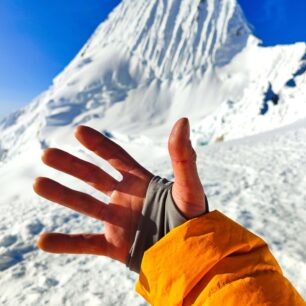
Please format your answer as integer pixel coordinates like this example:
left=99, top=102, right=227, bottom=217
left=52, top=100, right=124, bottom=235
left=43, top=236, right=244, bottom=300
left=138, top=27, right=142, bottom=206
left=75, top=126, right=140, bottom=174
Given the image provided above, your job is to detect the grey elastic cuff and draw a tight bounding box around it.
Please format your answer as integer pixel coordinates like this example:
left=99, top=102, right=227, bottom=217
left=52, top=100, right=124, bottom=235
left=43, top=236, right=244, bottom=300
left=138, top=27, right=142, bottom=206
left=126, top=176, right=208, bottom=273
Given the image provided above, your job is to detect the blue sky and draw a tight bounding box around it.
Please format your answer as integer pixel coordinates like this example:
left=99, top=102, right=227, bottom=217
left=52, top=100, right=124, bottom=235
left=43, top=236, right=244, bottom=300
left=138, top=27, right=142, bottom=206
left=239, top=0, right=306, bottom=45
left=0, top=0, right=305, bottom=120
left=0, top=0, right=121, bottom=119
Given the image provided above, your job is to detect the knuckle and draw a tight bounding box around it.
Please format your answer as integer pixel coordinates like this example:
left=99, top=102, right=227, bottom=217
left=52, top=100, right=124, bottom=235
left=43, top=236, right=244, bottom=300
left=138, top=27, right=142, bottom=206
left=84, top=166, right=100, bottom=184
left=191, top=148, right=197, bottom=162
left=95, top=204, right=106, bottom=221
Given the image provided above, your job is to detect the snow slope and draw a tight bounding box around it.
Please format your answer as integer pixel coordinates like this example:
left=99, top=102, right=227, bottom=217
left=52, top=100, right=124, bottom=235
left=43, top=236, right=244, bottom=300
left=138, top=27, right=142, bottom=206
left=1, top=118, right=306, bottom=305
left=0, top=0, right=306, bottom=304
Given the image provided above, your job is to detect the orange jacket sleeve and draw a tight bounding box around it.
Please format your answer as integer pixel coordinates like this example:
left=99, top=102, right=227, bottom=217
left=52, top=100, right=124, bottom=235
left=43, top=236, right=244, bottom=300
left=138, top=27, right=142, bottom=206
left=135, top=211, right=305, bottom=306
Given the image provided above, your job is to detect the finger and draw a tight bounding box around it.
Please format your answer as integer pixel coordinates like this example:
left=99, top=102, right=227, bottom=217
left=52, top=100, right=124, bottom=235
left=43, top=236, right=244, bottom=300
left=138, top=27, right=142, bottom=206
left=168, top=118, right=207, bottom=214
left=37, top=233, right=109, bottom=256
left=42, top=148, right=118, bottom=196
left=75, top=125, right=139, bottom=174
left=168, top=118, right=200, bottom=186
left=33, top=177, right=107, bottom=221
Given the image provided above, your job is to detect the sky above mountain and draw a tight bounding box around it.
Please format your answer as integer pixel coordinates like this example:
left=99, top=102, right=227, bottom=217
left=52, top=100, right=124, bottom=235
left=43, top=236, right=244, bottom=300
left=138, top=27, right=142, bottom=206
left=0, top=0, right=305, bottom=120
left=0, top=0, right=121, bottom=119
left=239, top=0, right=306, bottom=46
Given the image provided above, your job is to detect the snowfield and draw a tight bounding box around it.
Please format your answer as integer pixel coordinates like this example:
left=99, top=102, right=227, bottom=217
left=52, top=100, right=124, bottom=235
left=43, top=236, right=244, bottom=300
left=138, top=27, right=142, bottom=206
left=0, top=119, right=306, bottom=305
left=0, top=0, right=306, bottom=304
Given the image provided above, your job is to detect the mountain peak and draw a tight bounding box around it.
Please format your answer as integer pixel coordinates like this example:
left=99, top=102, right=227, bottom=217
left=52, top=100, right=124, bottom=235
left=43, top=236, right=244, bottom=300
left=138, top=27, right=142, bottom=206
left=78, top=0, right=251, bottom=79
left=0, top=0, right=305, bottom=164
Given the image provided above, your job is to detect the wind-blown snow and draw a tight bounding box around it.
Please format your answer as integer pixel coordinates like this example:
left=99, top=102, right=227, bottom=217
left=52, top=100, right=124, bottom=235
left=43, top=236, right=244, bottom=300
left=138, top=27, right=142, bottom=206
left=0, top=0, right=305, bottom=304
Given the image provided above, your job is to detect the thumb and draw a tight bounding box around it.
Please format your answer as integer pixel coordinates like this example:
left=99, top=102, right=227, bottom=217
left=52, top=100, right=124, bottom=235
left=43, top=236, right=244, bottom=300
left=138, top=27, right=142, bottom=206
left=168, top=118, right=207, bottom=218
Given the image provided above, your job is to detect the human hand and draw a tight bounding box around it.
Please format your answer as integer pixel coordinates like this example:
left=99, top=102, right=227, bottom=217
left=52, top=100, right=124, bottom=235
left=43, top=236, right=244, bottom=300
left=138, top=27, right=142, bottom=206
left=33, top=118, right=207, bottom=263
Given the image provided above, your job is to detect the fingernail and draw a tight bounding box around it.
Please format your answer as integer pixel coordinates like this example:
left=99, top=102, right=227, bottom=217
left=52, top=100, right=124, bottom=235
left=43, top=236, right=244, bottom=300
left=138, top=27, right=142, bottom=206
left=182, top=117, right=190, bottom=139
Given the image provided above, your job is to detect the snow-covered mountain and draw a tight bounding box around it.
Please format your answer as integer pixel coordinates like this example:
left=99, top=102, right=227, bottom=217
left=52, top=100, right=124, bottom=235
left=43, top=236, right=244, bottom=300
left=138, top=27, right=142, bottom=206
left=0, top=0, right=306, bottom=304
left=1, top=0, right=305, bottom=162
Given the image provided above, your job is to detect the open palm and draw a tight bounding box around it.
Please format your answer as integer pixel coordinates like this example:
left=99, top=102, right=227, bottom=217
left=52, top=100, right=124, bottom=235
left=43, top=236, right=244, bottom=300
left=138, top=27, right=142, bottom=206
left=34, top=118, right=207, bottom=264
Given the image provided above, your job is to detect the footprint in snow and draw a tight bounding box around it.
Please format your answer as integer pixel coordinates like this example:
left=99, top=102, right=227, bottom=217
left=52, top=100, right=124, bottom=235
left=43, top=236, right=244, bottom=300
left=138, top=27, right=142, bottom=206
left=26, top=220, right=44, bottom=236
left=0, top=234, right=18, bottom=247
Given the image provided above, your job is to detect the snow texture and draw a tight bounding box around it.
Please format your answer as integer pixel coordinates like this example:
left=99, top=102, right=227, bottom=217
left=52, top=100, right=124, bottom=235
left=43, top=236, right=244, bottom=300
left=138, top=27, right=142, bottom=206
left=0, top=0, right=306, bottom=304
